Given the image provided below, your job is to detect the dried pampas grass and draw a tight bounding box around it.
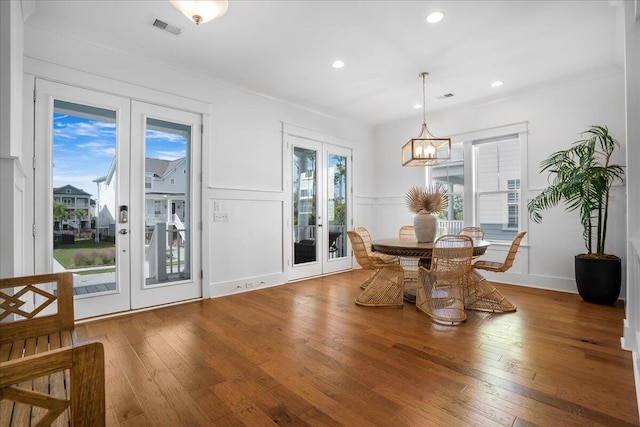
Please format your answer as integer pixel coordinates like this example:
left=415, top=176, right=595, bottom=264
left=405, top=184, right=448, bottom=214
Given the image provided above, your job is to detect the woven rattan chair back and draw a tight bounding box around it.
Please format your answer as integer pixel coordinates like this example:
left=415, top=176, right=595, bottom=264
left=347, top=230, right=404, bottom=307
left=416, top=235, right=474, bottom=323
left=460, top=226, right=484, bottom=240
left=430, top=235, right=474, bottom=279
left=353, top=226, right=398, bottom=264
left=347, top=230, right=378, bottom=270
left=354, top=226, right=373, bottom=254
left=399, top=225, right=416, bottom=240
left=398, top=225, right=419, bottom=281
left=474, top=231, right=527, bottom=273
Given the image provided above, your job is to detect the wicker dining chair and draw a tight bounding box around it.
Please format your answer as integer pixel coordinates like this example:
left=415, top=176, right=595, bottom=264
left=416, top=234, right=474, bottom=324
left=460, top=226, right=485, bottom=240
left=354, top=226, right=399, bottom=265
left=463, top=231, right=526, bottom=312
left=473, top=231, right=526, bottom=273
left=398, top=225, right=419, bottom=282
left=347, top=231, right=405, bottom=307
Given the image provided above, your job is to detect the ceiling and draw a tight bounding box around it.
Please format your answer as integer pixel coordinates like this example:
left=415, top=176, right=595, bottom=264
left=25, top=0, right=623, bottom=125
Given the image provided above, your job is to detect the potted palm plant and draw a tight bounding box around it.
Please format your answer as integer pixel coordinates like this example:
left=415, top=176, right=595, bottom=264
left=528, top=125, right=625, bottom=304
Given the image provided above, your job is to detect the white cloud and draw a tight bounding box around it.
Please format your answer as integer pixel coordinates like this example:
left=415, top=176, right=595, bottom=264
left=150, top=150, right=185, bottom=161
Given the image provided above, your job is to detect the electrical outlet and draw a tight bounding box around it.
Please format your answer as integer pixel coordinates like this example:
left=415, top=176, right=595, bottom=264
left=214, top=212, right=229, bottom=222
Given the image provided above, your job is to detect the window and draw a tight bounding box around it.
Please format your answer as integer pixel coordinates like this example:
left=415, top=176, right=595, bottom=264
left=474, top=136, right=521, bottom=241
left=430, top=143, right=465, bottom=234
left=170, top=178, right=175, bottom=185
left=507, top=179, right=520, bottom=229
left=145, top=177, right=152, bottom=189
left=154, top=200, right=162, bottom=215
left=429, top=124, right=527, bottom=243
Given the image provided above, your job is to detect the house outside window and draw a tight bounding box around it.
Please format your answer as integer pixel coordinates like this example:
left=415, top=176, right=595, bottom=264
left=507, top=179, right=520, bottom=229
left=474, top=136, right=521, bottom=241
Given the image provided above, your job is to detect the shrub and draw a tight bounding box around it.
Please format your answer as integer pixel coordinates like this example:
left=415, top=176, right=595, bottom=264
left=99, top=249, right=116, bottom=265
left=72, top=251, right=94, bottom=266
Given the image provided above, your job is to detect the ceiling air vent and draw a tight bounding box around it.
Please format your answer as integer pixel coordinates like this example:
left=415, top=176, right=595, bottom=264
left=438, top=93, right=454, bottom=100
left=152, top=19, right=183, bottom=36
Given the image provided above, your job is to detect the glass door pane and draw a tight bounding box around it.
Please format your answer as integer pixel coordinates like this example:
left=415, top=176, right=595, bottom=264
left=327, top=153, right=347, bottom=260
left=52, top=100, right=118, bottom=296
left=143, top=118, right=192, bottom=285
left=293, top=146, right=318, bottom=265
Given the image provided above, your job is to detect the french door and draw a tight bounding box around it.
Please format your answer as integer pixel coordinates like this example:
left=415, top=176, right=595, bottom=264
left=287, top=136, right=352, bottom=280
left=34, top=80, right=202, bottom=319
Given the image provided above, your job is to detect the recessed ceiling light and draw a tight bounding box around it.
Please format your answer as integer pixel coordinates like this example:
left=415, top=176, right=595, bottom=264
left=332, top=60, right=345, bottom=69
left=426, top=11, right=444, bottom=24
left=491, top=81, right=504, bottom=87
left=413, top=104, right=422, bottom=109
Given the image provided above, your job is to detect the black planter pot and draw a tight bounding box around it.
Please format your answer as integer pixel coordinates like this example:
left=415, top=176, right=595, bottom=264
left=574, top=255, right=621, bottom=305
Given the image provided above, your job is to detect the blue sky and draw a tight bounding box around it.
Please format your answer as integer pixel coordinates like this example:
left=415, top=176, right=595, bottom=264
left=53, top=113, right=187, bottom=198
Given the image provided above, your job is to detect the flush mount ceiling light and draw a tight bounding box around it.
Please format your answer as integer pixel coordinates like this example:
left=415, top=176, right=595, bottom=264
left=426, top=11, right=444, bottom=23
left=170, top=0, right=228, bottom=25
left=491, top=81, right=504, bottom=87
left=332, top=60, right=345, bottom=69
left=402, top=72, right=451, bottom=167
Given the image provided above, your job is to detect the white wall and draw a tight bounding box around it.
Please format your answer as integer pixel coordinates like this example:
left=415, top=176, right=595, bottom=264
left=373, top=70, right=627, bottom=296
left=621, top=0, right=640, bottom=408
left=0, top=0, right=26, bottom=278
left=19, top=23, right=374, bottom=296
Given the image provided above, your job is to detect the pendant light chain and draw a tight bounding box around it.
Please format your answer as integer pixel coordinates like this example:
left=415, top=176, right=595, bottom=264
left=422, top=72, right=427, bottom=126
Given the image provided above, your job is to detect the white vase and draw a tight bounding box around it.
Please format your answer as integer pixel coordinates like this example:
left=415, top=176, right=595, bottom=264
left=413, top=212, right=438, bottom=243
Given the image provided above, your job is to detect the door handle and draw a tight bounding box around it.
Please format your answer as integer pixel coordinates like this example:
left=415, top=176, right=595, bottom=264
left=119, top=229, right=128, bottom=235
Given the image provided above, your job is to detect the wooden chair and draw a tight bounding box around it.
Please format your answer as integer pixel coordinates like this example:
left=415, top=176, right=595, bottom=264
left=416, top=235, right=474, bottom=324
left=347, top=231, right=404, bottom=307
left=0, top=273, right=105, bottom=426
left=460, top=226, right=484, bottom=240
left=463, top=231, right=526, bottom=312
left=398, top=225, right=419, bottom=282
left=354, top=226, right=399, bottom=265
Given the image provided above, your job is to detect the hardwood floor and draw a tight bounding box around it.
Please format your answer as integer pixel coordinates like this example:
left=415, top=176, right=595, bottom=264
left=76, top=270, right=639, bottom=426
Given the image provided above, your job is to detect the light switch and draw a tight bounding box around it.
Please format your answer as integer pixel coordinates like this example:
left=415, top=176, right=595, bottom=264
left=213, top=201, right=222, bottom=211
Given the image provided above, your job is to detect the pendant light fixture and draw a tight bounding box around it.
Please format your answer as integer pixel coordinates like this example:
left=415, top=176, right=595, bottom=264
left=170, top=0, right=229, bottom=25
left=401, top=72, right=451, bottom=167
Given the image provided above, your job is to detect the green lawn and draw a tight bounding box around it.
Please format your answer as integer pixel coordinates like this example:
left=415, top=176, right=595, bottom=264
left=53, top=239, right=116, bottom=269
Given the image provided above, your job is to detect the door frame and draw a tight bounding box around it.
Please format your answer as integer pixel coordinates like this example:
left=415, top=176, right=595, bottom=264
left=283, top=124, right=353, bottom=281
left=130, top=100, right=203, bottom=310
left=33, top=78, right=204, bottom=319
left=34, top=79, right=132, bottom=318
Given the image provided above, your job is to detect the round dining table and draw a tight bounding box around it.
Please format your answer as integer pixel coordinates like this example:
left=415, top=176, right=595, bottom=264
left=371, top=238, right=490, bottom=260
left=371, top=238, right=491, bottom=302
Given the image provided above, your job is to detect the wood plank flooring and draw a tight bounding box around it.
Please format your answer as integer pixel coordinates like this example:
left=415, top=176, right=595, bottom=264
left=76, top=270, right=639, bottom=426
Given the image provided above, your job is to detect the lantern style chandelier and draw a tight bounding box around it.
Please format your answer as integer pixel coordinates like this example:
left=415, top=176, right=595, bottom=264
left=401, top=72, right=451, bottom=167
left=170, top=0, right=229, bottom=25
